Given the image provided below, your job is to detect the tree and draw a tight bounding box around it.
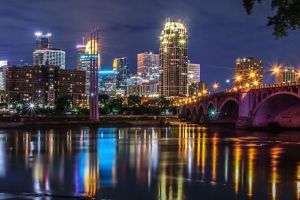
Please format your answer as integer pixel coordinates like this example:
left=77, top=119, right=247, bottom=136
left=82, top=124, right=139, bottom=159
left=127, top=95, right=142, bottom=107
left=243, top=0, right=300, bottom=37
left=55, top=95, right=71, bottom=113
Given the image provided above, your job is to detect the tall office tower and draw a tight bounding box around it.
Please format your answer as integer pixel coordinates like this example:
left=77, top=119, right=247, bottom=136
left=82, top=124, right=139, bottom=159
left=187, top=62, right=200, bottom=83
left=33, top=32, right=66, bottom=69
left=0, top=60, right=8, bottom=91
left=114, top=57, right=129, bottom=92
left=137, top=52, right=159, bottom=79
left=275, top=66, right=298, bottom=83
left=99, top=68, right=117, bottom=96
left=187, top=62, right=200, bottom=96
left=235, top=57, right=263, bottom=88
left=76, top=40, right=101, bottom=96
left=159, top=18, right=188, bottom=97
left=35, top=32, right=52, bottom=49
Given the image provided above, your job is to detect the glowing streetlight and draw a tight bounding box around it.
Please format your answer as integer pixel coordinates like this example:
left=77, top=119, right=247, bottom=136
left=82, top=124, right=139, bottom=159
left=29, top=103, right=35, bottom=109
left=226, top=79, right=230, bottom=83
left=212, top=82, right=219, bottom=90
left=271, top=65, right=282, bottom=76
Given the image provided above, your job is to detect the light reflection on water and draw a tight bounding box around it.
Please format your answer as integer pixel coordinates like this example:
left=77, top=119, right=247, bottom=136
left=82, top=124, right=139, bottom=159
left=0, top=124, right=299, bottom=200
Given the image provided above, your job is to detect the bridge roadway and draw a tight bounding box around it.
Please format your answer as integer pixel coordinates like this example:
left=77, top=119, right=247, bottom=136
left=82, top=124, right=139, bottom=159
left=179, top=83, right=300, bottom=128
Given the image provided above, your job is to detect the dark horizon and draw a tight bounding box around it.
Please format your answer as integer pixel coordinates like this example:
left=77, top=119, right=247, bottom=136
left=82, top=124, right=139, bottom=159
left=0, top=0, right=300, bottom=86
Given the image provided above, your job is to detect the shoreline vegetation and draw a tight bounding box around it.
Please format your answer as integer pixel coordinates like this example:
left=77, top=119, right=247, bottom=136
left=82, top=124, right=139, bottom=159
left=0, top=115, right=180, bottom=129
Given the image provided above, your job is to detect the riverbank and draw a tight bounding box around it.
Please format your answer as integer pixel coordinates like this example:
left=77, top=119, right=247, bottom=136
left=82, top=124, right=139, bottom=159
left=0, top=115, right=179, bottom=129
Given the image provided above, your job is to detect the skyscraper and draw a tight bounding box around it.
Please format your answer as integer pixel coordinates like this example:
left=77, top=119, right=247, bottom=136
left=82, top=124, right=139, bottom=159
left=35, top=32, right=52, bottom=49
left=235, top=57, right=263, bottom=88
left=33, top=32, right=66, bottom=69
left=159, top=18, right=188, bottom=97
left=114, top=57, right=129, bottom=92
left=137, top=52, right=159, bottom=80
left=99, top=68, right=117, bottom=96
left=0, top=60, right=8, bottom=91
left=187, top=62, right=200, bottom=83
left=76, top=40, right=101, bottom=96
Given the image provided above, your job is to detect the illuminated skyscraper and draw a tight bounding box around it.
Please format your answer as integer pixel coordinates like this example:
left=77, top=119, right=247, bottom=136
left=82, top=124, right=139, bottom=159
left=99, top=68, right=117, bottom=96
left=33, top=32, right=65, bottom=69
left=76, top=40, right=100, bottom=96
left=159, top=18, right=188, bottom=97
left=137, top=52, right=159, bottom=80
left=235, top=57, right=263, bottom=88
left=114, top=57, right=129, bottom=92
left=34, top=32, right=52, bottom=49
left=187, top=62, right=200, bottom=83
left=0, top=60, right=8, bottom=91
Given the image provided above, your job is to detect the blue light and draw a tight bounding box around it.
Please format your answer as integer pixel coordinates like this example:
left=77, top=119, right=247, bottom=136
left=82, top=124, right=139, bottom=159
left=99, top=70, right=117, bottom=75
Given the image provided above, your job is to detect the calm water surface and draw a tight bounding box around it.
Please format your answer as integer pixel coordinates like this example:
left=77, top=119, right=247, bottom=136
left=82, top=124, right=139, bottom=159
left=0, top=124, right=299, bottom=200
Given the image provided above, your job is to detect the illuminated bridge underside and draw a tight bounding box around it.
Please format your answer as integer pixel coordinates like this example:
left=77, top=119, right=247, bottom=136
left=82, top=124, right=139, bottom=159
left=180, top=84, right=300, bottom=128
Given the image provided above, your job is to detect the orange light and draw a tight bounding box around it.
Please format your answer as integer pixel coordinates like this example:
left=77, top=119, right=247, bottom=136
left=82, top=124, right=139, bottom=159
left=212, top=82, right=219, bottom=90
left=85, top=40, right=99, bottom=54
left=249, top=72, right=256, bottom=78
left=271, top=65, right=282, bottom=76
left=235, top=75, right=242, bottom=82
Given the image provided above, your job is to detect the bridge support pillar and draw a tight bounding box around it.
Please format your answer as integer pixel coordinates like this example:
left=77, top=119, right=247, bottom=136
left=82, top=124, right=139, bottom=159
left=236, top=92, right=253, bottom=128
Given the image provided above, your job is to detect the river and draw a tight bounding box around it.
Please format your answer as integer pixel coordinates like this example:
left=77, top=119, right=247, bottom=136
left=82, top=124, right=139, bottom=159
left=0, top=124, right=299, bottom=199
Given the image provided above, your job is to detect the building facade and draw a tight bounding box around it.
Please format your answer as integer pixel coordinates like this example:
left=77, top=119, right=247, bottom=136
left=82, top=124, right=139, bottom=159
left=114, top=57, right=129, bottom=93
left=159, top=18, right=188, bottom=97
left=235, top=57, right=263, bottom=88
left=6, top=65, right=86, bottom=108
left=99, top=69, right=117, bottom=96
left=275, top=66, right=299, bottom=84
left=33, top=49, right=65, bottom=69
left=33, top=32, right=66, bottom=69
left=137, top=52, right=159, bottom=80
left=76, top=41, right=100, bottom=97
left=0, top=60, right=8, bottom=91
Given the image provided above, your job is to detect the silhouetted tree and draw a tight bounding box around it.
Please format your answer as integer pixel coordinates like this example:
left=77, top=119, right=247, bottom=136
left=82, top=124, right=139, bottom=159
left=243, top=0, right=300, bottom=37
left=55, top=95, right=71, bottom=113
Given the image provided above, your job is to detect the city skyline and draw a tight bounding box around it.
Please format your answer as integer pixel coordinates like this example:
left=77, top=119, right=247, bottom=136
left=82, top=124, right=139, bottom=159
left=0, top=0, right=300, bottom=87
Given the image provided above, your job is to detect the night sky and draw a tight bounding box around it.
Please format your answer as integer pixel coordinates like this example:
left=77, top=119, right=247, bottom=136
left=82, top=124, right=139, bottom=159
left=0, top=0, right=300, bottom=87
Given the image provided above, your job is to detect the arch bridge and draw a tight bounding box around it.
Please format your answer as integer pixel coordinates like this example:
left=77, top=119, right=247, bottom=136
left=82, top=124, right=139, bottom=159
left=179, top=83, right=300, bottom=128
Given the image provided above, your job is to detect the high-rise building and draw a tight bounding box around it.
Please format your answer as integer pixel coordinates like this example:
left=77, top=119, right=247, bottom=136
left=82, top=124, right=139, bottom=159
left=275, top=66, right=299, bottom=84
left=187, top=62, right=200, bottom=83
left=35, top=32, right=52, bottom=49
left=114, top=57, right=129, bottom=92
left=187, top=62, right=200, bottom=96
left=76, top=40, right=100, bottom=96
left=159, top=18, right=188, bottom=97
left=0, top=60, right=8, bottom=91
left=6, top=65, right=86, bottom=108
left=99, top=69, right=117, bottom=96
left=137, top=52, right=159, bottom=80
left=33, top=49, right=65, bottom=69
left=33, top=32, right=66, bottom=69
left=235, top=57, right=263, bottom=88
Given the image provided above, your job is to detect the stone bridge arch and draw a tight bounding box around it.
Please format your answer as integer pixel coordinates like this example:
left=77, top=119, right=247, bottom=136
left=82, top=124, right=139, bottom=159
left=218, top=97, right=239, bottom=122
left=252, top=91, right=300, bottom=127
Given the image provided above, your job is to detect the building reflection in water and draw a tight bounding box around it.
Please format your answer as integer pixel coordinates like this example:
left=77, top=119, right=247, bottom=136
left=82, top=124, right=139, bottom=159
left=0, top=124, right=299, bottom=200
left=0, top=132, right=6, bottom=177
left=270, top=147, right=283, bottom=200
